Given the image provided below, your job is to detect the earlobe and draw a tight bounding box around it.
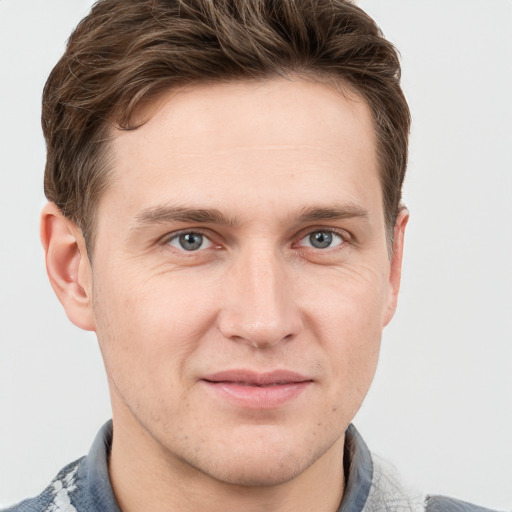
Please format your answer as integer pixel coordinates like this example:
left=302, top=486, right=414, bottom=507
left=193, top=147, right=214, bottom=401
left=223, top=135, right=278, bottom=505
left=40, top=203, right=96, bottom=331
left=383, top=208, right=409, bottom=327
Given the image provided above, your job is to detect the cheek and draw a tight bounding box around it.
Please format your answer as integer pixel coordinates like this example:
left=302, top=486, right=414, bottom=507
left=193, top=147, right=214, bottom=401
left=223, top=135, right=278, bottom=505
left=91, top=266, right=219, bottom=387
left=302, top=264, right=387, bottom=406
left=322, top=314, right=381, bottom=425
left=303, top=258, right=390, bottom=334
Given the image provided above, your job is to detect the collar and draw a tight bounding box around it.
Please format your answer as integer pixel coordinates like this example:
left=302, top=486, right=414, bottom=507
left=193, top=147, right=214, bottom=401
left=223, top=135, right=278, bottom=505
left=339, top=424, right=373, bottom=511
left=77, top=420, right=120, bottom=512
left=79, top=420, right=373, bottom=512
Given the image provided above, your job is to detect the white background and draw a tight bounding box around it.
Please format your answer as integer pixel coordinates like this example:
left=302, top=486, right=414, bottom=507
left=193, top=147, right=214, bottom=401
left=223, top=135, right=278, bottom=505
left=0, top=0, right=511, bottom=509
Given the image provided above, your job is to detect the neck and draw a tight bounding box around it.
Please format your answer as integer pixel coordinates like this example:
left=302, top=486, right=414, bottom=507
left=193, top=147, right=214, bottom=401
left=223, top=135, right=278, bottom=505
left=109, top=411, right=346, bottom=512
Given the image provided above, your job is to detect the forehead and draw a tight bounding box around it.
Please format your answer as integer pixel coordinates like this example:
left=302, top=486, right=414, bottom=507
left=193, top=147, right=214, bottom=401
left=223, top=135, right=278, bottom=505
left=103, top=78, right=380, bottom=221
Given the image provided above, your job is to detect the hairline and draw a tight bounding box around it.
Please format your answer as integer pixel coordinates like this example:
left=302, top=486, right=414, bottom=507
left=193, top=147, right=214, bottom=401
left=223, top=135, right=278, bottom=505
left=82, top=73, right=396, bottom=259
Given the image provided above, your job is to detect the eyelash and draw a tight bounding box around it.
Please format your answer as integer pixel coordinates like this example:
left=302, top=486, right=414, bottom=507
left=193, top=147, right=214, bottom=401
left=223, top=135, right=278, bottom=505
left=162, top=229, right=218, bottom=252
left=295, top=229, right=347, bottom=250
left=161, top=227, right=351, bottom=254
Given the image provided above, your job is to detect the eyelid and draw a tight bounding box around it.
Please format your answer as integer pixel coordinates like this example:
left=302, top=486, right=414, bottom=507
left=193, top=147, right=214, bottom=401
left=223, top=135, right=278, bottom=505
left=294, top=226, right=352, bottom=246
left=160, top=228, right=219, bottom=249
left=158, top=226, right=352, bottom=252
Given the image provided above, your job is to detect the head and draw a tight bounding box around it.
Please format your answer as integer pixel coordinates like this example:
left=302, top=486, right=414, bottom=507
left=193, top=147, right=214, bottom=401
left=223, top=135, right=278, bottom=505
left=42, top=0, right=409, bottom=252
left=41, top=0, right=410, bottom=492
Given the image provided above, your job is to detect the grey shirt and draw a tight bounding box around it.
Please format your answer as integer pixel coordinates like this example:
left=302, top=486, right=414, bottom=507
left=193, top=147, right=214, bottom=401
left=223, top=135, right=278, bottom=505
left=2, top=421, right=499, bottom=512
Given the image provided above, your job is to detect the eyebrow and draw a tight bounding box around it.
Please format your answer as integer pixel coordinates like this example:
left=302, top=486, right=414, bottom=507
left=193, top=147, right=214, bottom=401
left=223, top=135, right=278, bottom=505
left=297, top=204, right=369, bottom=223
left=131, top=202, right=369, bottom=230
left=132, top=206, right=237, bottom=228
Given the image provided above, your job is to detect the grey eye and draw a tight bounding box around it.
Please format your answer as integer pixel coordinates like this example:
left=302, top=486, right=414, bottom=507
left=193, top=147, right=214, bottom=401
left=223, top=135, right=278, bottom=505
left=309, top=231, right=333, bottom=248
left=168, top=232, right=212, bottom=251
left=179, top=233, right=203, bottom=251
left=298, top=230, right=343, bottom=249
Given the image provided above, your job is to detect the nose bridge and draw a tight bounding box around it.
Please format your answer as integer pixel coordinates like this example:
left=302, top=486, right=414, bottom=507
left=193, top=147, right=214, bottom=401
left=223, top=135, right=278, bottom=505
left=218, top=242, right=301, bottom=348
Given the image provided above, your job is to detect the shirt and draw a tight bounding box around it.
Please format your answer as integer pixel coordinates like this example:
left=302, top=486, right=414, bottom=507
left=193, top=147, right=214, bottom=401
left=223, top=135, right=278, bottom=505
left=2, top=421, right=499, bottom=512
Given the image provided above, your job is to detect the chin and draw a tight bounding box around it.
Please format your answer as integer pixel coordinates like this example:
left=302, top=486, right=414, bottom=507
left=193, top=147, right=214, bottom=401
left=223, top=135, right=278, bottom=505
left=203, top=450, right=313, bottom=488
left=176, top=426, right=340, bottom=489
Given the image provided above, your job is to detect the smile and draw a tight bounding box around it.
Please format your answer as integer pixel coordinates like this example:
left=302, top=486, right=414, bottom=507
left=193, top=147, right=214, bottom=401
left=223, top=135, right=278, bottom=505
left=201, top=370, right=313, bottom=409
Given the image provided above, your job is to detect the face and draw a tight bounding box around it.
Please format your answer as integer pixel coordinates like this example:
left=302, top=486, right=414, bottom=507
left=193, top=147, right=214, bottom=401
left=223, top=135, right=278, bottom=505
left=86, top=78, right=405, bottom=486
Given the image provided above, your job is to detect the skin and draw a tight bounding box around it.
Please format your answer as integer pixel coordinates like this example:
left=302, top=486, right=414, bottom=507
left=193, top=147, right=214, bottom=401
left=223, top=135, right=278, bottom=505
left=41, top=78, right=408, bottom=512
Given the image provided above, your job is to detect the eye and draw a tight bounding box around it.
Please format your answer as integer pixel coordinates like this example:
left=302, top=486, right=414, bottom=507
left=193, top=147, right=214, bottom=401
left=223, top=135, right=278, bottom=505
left=167, top=232, right=213, bottom=251
left=297, top=230, right=344, bottom=249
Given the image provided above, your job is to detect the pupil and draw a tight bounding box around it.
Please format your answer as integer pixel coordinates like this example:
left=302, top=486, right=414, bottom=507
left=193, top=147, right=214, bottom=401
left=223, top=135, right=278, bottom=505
left=310, top=231, right=332, bottom=249
left=179, top=233, right=202, bottom=251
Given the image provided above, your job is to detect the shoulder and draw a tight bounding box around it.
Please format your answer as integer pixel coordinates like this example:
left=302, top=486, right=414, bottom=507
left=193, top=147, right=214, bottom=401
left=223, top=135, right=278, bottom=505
left=1, top=458, right=83, bottom=512
left=344, top=426, right=504, bottom=512
left=425, top=495, right=505, bottom=512
left=1, top=421, right=119, bottom=512
left=363, top=450, right=502, bottom=512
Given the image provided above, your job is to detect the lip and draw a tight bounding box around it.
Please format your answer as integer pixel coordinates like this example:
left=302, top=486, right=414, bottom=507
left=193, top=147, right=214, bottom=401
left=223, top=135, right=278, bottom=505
left=201, top=370, right=313, bottom=409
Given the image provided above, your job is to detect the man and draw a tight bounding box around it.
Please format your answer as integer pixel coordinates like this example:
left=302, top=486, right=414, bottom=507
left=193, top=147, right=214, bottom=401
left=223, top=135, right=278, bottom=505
left=2, top=1, right=502, bottom=511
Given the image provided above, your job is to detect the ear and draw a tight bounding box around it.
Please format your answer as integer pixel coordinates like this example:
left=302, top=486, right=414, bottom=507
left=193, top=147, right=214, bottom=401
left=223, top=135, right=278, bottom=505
left=40, top=202, right=96, bottom=331
left=383, top=207, right=409, bottom=327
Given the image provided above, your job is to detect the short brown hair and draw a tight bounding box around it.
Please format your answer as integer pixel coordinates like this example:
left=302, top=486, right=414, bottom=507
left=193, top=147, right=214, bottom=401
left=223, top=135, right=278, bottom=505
left=42, top=0, right=410, bottom=250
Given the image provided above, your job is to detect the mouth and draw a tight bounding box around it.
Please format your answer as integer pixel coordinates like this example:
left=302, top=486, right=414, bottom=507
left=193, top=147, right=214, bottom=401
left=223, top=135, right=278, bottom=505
left=201, top=370, right=313, bottom=409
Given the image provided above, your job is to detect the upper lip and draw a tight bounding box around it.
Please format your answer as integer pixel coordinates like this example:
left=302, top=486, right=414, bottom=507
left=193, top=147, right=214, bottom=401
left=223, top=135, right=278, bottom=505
left=202, top=369, right=312, bottom=386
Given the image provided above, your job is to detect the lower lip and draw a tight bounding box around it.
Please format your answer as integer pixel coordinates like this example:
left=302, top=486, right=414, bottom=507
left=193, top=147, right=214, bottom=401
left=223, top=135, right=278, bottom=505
left=202, top=381, right=312, bottom=409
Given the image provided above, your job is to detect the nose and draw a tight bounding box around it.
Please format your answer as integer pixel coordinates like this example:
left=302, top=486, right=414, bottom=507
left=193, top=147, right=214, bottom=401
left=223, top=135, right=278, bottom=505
left=217, top=247, right=303, bottom=349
